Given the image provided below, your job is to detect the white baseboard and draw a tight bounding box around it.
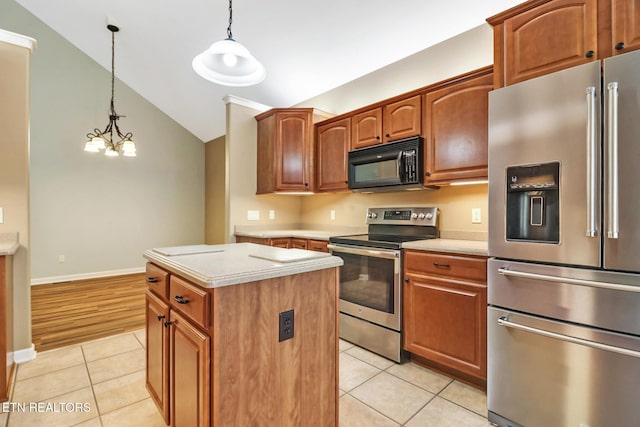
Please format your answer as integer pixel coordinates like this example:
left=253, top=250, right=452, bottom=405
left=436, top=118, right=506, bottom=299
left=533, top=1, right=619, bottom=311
left=13, top=344, right=36, bottom=364
left=30, top=267, right=146, bottom=286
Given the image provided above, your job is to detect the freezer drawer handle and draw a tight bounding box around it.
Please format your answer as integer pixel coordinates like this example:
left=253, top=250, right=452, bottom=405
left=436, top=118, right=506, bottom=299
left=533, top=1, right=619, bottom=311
left=498, top=267, right=640, bottom=293
left=607, top=81, right=619, bottom=239
left=497, top=315, right=640, bottom=359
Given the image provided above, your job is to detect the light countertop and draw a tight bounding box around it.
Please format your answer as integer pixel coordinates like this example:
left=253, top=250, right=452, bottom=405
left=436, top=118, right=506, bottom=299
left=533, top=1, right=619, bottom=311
left=235, top=229, right=337, bottom=240
left=402, top=238, right=488, bottom=256
left=143, top=243, right=343, bottom=288
left=0, top=232, right=19, bottom=256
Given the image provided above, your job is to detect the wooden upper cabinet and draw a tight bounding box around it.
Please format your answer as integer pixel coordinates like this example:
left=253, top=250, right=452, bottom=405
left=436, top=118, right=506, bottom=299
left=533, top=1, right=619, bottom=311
left=316, top=117, right=350, bottom=192
left=488, top=0, right=599, bottom=87
left=612, top=0, right=640, bottom=55
left=423, top=68, right=493, bottom=184
left=351, top=107, right=382, bottom=149
left=256, top=108, right=330, bottom=194
left=382, top=95, right=422, bottom=142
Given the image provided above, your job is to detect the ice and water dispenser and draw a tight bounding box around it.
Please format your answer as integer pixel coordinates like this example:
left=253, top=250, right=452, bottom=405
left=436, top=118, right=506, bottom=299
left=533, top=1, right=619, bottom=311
left=505, top=162, right=560, bottom=243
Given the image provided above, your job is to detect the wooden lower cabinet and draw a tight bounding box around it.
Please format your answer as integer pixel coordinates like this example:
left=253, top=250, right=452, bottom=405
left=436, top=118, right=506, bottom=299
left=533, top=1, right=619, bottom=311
left=403, top=250, right=487, bottom=387
left=170, top=311, right=210, bottom=427
left=236, top=236, right=329, bottom=252
left=146, top=262, right=338, bottom=426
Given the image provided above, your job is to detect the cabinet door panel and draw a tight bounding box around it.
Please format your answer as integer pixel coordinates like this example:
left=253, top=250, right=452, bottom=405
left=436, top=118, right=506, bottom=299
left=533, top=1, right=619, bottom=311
left=316, top=118, right=350, bottom=192
left=146, top=291, right=169, bottom=423
left=612, top=0, right=640, bottom=55
left=351, top=108, right=382, bottom=149
left=424, top=72, right=493, bottom=183
left=404, top=275, right=487, bottom=379
left=276, top=112, right=312, bottom=191
left=383, top=95, right=421, bottom=142
left=170, top=311, right=210, bottom=427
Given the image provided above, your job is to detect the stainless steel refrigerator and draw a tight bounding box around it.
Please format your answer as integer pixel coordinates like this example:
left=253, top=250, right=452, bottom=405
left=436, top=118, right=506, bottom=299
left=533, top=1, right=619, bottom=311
left=488, top=49, right=640, bottom=427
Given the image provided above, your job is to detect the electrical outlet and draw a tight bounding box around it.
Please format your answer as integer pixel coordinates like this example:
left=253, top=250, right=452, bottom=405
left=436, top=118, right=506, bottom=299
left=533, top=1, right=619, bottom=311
left=58, top=255, right=65, bottom=263
left=279, top=309, right=294, bottom=342
left=269, top=210, right=275, bottom=220
left=471, top=208, right=482, bottom=224
left=247, top=210, right=260, bottom=221
left=330, top=210, right=336, bottom=220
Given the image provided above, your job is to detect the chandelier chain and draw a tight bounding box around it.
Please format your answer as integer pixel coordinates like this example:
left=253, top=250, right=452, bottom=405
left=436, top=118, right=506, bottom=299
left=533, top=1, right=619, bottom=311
left=227, top=0, right=233, bottom=39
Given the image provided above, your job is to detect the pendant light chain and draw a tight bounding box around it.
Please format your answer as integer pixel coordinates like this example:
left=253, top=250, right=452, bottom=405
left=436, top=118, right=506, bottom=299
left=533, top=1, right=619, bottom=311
left=227, top=0, right=233, bottom=40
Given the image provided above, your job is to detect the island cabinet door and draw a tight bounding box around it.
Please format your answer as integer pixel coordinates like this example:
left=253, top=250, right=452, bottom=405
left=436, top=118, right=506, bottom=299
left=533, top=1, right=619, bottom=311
left=169, top=311, right=210, bottom=427
left=145, top=290, right=169, bottom=424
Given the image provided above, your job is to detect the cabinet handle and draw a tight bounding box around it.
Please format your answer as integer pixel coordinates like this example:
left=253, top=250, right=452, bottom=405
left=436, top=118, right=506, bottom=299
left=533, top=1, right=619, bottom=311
left=157, top=314, right=165, bottom=321
left=164, top=320, right=173, bottom=328
left=146, top=277, right=158, bottom=283
left=585, top=50, right=595, bottom=58
left=404, top=278, right=410, bottom=283
left=433, top=262, right=450, bottom=268
left=615, top=42, right=625, bottom=50
left=174, top=295, right=190, bottom=304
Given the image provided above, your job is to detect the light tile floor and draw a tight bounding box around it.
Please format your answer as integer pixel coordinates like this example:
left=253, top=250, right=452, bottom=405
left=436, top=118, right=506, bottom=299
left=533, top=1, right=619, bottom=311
left=1, top=330, right=491, bottom=427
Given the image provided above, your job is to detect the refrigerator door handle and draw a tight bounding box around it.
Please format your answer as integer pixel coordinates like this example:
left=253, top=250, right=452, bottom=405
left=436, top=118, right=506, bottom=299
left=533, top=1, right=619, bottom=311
left=497, top=315, right=640, bottom=359
left=585, top=86, right=598, bottom=237
left=498, top=267, right=640, bottom=293
left=607, top=81, right=620, bottom=239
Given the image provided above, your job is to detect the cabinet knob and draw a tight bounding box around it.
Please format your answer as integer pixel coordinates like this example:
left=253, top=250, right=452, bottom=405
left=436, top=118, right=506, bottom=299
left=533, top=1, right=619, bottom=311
left=615, top=42, right=625, bottom=50
left=585, top=50, right=595, bottom=58
left=157, top=314, right=165, bottom=321
left=375, top=135, right=381, bottom=140
left=304, top=182, right=309, bottom=187
left=174, top=295, right=190, bottom=304
left=385, top=133, right=390, bottom=138
left=425, top=171, right=431, bottom=177
left=344, top=180, right=348, bottom=184
left=404, top=278, right=410, bottom=283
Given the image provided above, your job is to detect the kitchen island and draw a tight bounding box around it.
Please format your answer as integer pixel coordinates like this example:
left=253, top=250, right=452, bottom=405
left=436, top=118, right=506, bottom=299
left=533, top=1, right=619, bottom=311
left=143, top=243, right=342, bottom=427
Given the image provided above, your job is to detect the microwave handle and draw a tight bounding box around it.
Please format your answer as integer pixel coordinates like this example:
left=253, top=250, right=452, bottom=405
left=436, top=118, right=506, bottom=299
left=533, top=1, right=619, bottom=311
left=397, top=150, right=404, bottom=179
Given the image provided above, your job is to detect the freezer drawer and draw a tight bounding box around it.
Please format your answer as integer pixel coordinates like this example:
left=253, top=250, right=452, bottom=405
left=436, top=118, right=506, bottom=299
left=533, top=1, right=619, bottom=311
left=488, top=258, right=640, bottom=336
left=488, top=307, right=640, bottom=427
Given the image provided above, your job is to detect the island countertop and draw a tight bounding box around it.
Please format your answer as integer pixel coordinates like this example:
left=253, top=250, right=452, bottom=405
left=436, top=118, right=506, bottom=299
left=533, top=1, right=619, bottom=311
left=143, top=242, right=343, bottom=288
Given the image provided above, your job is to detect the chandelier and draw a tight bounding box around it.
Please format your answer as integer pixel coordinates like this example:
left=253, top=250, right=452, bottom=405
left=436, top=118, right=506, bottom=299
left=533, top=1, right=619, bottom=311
left=192, top=0, right=266, bottom=87
left=84, top=24, right=136, bottom=157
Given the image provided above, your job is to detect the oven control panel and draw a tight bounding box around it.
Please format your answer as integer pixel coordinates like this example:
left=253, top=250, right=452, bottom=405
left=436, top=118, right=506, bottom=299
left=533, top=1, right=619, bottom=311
left=366, top=207, right=438, bottom=226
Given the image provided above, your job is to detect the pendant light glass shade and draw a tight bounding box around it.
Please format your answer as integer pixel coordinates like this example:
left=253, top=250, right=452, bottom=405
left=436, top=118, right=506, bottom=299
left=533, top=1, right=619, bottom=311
left=192, top=0, right=265, bottom=87
left=192, top=38, right=266, bottom=87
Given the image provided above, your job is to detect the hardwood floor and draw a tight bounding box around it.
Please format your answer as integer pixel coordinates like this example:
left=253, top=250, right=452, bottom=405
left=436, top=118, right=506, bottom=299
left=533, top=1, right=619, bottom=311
left=31, top=273, right=147, bottom=352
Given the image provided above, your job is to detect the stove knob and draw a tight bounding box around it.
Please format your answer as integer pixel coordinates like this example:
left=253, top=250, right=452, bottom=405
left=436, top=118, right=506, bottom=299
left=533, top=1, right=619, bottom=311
left=418, top=213, right=426, bottom=220
left=368, top=212, right=378, bottom=219
left=411, top=213, right=418, bottom=219
left=425, top=213, right=433, bottom=220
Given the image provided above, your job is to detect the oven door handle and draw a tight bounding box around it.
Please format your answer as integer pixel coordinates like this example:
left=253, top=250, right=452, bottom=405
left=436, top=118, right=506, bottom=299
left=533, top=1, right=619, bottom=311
left=497, top=315, right=640, bottom=359
left=327, top=244, right=400, bottom=259
left=498, top=267, right=640, bottom=293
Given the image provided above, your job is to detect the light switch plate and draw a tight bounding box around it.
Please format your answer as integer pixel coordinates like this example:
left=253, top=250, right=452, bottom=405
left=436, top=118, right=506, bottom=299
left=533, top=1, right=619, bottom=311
left=330, top=210, right=336, bottom=220
left=0, top=207, right=3, bottom=224
left=471, top=208, right=481, bottom=224
left=247, top=210, right=260, bottom=221
left=269, top=210, right=275, bottom=220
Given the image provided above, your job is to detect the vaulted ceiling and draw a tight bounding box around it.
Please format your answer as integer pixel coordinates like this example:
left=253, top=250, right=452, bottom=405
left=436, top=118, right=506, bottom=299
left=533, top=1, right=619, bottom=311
left=15, top=0, right=522, bottom=142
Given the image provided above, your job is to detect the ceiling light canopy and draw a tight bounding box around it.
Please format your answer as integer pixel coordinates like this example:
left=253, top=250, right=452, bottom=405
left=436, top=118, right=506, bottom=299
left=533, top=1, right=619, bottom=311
left=192, top=0, right=266, bottom=87
left=84, top=24, right=136, bottom=157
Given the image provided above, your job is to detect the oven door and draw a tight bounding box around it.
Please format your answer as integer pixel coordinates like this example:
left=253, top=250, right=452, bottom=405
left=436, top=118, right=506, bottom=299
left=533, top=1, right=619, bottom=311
left=327, top=243, right=401, bottom=331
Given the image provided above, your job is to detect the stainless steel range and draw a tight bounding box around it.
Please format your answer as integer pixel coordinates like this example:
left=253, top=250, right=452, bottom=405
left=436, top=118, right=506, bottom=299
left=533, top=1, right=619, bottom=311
left=328, top=207, right=439, bottom=362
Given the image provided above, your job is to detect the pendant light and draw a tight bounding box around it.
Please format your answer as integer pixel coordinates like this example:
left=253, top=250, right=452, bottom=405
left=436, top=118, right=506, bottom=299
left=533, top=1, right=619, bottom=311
left=83, top=24, right=136, bottom=157
left=192, top=0, right=266, bottom=87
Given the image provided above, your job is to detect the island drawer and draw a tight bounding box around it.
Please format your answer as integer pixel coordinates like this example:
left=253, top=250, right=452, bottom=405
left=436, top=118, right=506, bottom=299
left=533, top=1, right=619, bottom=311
left=169, top=276, right=210, bottom=329
left=146, top=263, right=169, bottom=299
left=404, top=250, right=487, bottom=281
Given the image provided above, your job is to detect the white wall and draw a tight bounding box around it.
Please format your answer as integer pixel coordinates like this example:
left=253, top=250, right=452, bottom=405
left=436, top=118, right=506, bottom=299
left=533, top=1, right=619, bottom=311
left=1, top=1, right=205, bottom=283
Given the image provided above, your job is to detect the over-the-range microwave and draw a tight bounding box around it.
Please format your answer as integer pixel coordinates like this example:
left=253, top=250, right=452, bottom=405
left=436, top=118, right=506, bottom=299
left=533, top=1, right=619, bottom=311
left=348, top=136, right=427, bottom=192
